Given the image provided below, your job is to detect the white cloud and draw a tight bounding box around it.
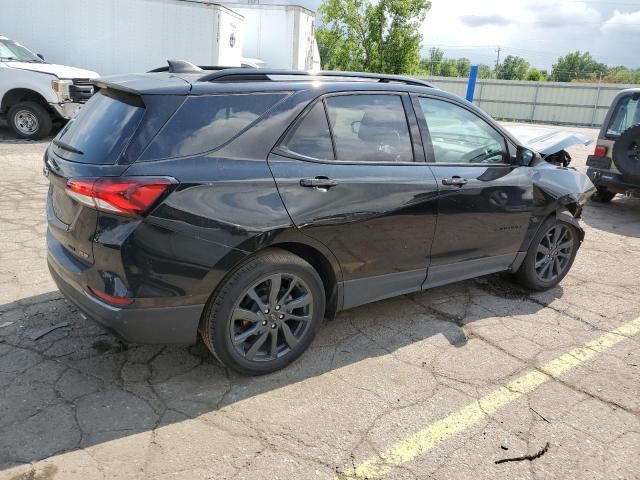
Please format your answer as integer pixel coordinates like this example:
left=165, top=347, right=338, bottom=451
left=602, top=9, right=640, bottom=33
left=530, top=1, right=602, bottom=29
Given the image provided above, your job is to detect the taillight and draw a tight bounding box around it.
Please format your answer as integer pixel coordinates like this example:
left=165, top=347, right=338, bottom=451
left=66, top=177, right=176, bottom=217
left=594, top=145, right=607, bottom=158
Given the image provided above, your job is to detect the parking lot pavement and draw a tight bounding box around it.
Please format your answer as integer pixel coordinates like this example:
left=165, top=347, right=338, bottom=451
left=1, top=123, right=639, bottom=480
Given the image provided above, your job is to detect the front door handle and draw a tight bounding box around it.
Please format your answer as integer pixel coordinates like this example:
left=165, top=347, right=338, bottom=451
left=300, top=177, right=339, bottom=188
left=442, top=176, right=468, bottom=187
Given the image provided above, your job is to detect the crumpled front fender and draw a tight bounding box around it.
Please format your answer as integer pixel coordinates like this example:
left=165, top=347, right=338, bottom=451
left=532, top=162, right=596, bottom=215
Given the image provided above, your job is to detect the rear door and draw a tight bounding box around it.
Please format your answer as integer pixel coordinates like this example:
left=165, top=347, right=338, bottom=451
left=412, top=95, right=533, bottom=287
left=269, top=92, right=439, bottom=309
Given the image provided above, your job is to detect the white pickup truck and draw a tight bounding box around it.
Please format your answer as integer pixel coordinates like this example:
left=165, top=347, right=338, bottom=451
left=0, top=35, right=98, bottom=139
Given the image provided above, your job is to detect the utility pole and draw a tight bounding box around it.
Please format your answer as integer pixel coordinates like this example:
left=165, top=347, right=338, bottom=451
left=495, top=46, right=501, bottom=78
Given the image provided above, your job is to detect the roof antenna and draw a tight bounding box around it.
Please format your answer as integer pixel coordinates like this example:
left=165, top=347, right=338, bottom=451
left=166, top=60, right=203, bottom=73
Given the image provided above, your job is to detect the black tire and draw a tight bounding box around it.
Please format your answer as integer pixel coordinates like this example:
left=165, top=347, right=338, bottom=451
left=200, top=248, right=325, bottom=375
left=7, top=101, right=53, bottom=140
left=514, top=217, right=580, bottom=291
left=612, top=124, right=640, bottom=182
left=591, top=186, right=616, bottom=203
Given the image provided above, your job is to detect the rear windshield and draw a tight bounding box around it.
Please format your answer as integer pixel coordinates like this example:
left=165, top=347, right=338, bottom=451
left=140, top=93, right=287, bottom=160
left=606, top=93, right=640, bottom=138
left=52, top=89, right=145, bottom=164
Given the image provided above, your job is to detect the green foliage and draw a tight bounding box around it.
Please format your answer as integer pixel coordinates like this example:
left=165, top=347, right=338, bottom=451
left=601, top=66, right=640, bottom=84
left=525, top=68, right=546, bottom=81
left=551, top=51, right=608, bottom=82
left=455, top=58, right=471, bottom=77
left=477, top=64, right=493, bottom=79
left=497, top=55, right=529, bottom=80
left=316, top=0, right=432, bottom=74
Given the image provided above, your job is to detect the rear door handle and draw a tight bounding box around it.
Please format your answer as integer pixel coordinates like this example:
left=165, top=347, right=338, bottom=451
left=442, top=176, right=468, bottom=187
left=300, top=177, right=339, bottom=188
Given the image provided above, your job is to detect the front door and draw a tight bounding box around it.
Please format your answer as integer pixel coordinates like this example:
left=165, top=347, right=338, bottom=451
left=269, top=92, right=438, bottom=308
left=412, top=95, right=534, bottom=287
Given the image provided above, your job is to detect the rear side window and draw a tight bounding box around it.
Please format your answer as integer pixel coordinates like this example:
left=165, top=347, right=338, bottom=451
left=283, top=102, right=334, bottom=159
left=325, top=95, right=413, bottom=162
left=53, top=89, right=145, bottom=164
left=607, top=94, right=640, bottom=138
left=141, top=93, right=287, bottom=160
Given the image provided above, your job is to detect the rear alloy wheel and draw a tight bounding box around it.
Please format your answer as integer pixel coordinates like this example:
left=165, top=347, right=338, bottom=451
left=591, top=186, right=616, bottom=203
left=201, top=249, right=325, bottom=375
left=8, top=102, right=52, bottom=140
left=515, top=218, right=579, bottom=291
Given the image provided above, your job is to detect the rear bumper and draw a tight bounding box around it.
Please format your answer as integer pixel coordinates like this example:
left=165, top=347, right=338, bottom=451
left=587, top=166, right=640, bottom=193
left=47, top=237, right=203, bottom=345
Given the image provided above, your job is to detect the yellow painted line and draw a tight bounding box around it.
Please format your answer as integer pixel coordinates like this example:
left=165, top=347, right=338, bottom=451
left=339, top=316, right=640, bottom=480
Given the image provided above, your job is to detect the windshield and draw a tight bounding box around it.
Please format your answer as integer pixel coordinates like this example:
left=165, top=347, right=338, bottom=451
left=0, top=39, right=44, bottom=62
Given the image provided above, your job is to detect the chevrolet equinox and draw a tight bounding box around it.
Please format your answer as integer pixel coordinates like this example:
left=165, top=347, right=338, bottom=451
left=45, top=65, right=595, bottom=374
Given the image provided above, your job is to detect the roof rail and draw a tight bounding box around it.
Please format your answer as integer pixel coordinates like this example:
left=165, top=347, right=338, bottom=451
left=197, top=69, right=435, bottom=88
left=148, top=60, right=257, bottom=74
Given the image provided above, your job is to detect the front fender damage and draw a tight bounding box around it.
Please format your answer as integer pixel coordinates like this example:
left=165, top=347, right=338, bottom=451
left=525, top=162, right=595, bottom=250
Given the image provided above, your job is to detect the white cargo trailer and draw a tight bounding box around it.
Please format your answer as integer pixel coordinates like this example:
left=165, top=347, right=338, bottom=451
left=218, top=3, right=321, bottom=70
left=0, top=0, right=244, bottom=75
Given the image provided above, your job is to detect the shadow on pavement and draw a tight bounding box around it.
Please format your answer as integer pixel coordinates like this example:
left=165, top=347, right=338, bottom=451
left=0, top=276, right=562, bottom=469
left=581, top=196, right=640, bottom=238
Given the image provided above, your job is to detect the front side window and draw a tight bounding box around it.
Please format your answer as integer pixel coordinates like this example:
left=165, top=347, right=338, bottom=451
left=142, top=93, right=287, bottom=160
left=325, top=95, right=413, bottom=162
left=606, top=94, right=640, bottom=138
left=418, top=97, right=507, bottom=164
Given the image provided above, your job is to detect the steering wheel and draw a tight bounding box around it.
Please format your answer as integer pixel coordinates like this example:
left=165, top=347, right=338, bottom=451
left=461, top=146, right=503, bottom=164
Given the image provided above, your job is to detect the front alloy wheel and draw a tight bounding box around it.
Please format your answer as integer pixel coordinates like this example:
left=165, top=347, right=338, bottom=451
left=514, top=217, right=580, bottom=291
left=534, top=224, right=575, bottom=283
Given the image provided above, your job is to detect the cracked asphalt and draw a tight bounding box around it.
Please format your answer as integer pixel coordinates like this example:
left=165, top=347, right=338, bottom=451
left=1, top=122, right=639, bottom=480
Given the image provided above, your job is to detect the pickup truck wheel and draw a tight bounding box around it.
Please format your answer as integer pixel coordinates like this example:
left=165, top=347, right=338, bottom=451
left=515, top=217, right=579, bottom=291
left=8, top=102, right=52, bottom=140
left=591, top=187, right=616, bottom=203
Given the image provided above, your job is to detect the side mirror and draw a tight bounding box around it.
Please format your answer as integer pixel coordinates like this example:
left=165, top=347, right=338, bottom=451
left=351, top=120, right=361, bottom=135
left=37, top=53, right=45, bottom=61
left=517, top=147, right=537, bottom=166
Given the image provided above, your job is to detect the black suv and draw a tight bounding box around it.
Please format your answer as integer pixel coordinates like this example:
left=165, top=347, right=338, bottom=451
left=45, top=67, right=594, bottom=374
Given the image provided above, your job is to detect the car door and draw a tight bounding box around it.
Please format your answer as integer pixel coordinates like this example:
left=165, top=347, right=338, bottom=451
left=268, top=92, right=439, bottom=309
left=412, top=95, right=534, bottom=288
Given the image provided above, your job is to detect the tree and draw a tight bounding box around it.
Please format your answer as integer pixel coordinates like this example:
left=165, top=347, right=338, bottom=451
left=316, top=0, right=432, bottom=74
left=525, top=68, right=546, bottom=81
left=497, top=55, right=529, bottom=80
left=455, top=58, right=471, bottom=77
left=438, top=59, right=459, bottom=77
left=478, top=64, right=493, bottom=79
left=419, top=47, right=443, bottom=75
left=551, top=51, right=608, bottom=82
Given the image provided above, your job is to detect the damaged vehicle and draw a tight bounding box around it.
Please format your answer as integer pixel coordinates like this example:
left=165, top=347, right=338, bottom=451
left=504, top=124, right=593, bottom=167
left=586, top=88, right=640, bottom=202
left=45, top=66, right=595, bottom=374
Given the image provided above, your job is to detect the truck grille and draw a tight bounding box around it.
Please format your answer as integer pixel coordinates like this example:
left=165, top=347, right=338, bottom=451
left=69, top=79, right=95, bottom=103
